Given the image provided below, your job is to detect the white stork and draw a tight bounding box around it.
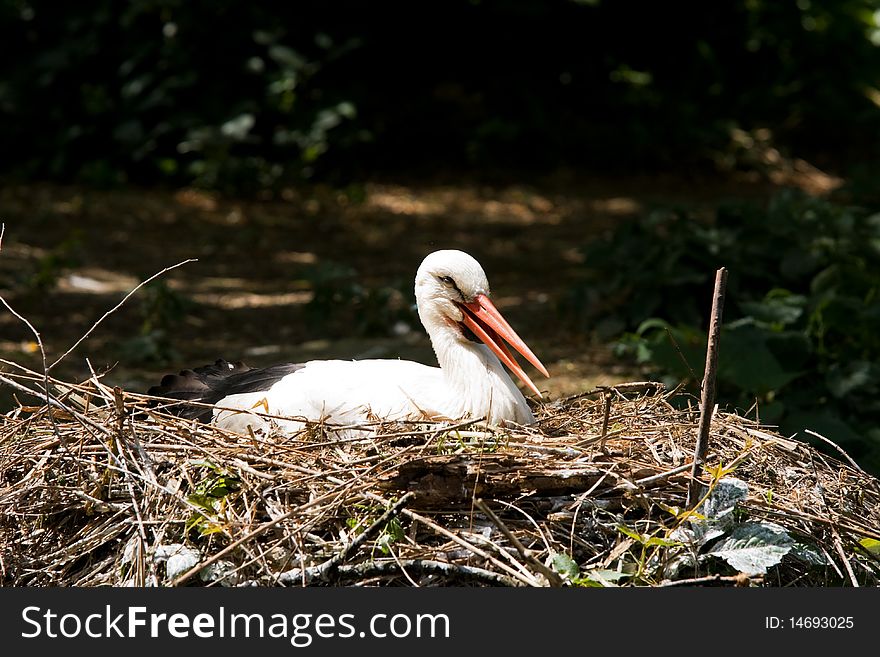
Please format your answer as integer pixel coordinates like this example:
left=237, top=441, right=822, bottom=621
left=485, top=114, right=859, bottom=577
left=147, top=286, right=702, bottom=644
left=149, top=249, right=549, bottom=434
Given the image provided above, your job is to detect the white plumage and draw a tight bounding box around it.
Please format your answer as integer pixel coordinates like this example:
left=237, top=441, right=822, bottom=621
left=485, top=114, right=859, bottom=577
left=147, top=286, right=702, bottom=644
left=153, top=250, right=549, bottom=435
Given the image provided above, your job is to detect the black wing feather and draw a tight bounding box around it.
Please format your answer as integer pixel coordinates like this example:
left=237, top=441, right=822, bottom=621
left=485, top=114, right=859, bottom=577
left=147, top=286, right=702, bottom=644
left=147, top=358, right=305, bottom=422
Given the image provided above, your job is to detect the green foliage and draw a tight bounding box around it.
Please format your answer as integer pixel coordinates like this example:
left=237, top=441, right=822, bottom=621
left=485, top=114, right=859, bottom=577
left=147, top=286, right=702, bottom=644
left=22, top=230, right=84, bottom=295
left=670, top=477, right=830, bottom=578
left=705, top=522, right=795, bottom=575
left=859, top=537, right=880, bottom=556
left=548, top=552, right=632, bottom=587
left=0, top=2, right=366, bottom=191
left=552, top=477, right=837, bottom=585
left=345, top=502, right=406, bottom=556
left=569, top=190, right=880, bottom=473
left=303, top=261, right=418, bottom=338
left=548, top=551, right=580, bottom=580
left=185, top=461, right=242, bottom=537
left=3, top=2, right=880, bottom=190
left=374, top=517, right=405, bottom=556
left=118, top=281, right=190, bottom=365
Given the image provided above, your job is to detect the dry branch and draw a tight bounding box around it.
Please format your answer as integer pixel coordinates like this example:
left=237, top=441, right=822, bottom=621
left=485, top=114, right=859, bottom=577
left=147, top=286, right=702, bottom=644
left=688, top=266, right=728, bottom=507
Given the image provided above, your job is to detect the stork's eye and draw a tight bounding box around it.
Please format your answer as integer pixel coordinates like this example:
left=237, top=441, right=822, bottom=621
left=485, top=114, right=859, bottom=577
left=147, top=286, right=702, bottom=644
left=438, top=275, right=454, bottom=286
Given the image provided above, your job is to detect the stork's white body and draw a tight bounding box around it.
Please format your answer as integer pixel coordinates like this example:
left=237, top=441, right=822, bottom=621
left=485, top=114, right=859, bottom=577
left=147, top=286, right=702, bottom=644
left=187, top=250, right=548, bottom=436
left=214, top=348, right=533, bottom=435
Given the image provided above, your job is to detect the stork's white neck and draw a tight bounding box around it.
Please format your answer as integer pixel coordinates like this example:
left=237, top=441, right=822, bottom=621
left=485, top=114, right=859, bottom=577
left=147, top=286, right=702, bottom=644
left=412, top=249, right=537, bottom=425
left=428, top=324, right=535, bottom=425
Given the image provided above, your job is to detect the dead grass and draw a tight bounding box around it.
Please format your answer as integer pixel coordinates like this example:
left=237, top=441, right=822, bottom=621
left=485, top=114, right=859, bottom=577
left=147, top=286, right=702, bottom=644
left=1, top=362, right=878, bottom=588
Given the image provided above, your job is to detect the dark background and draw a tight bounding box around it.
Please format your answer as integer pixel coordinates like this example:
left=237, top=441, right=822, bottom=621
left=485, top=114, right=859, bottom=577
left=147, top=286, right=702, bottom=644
left=3, top=1, right=880, bottom=186
left=1, top=0, right=879, bottom=472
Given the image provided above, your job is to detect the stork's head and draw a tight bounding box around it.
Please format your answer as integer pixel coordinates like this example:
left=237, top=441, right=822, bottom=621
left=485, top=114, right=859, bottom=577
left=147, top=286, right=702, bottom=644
left=415, top=249, right=549, bottom=397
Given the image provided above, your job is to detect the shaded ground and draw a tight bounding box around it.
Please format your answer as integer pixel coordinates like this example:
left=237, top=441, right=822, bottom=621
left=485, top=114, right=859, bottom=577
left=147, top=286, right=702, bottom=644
left=0, top=169, right=839, bottom=409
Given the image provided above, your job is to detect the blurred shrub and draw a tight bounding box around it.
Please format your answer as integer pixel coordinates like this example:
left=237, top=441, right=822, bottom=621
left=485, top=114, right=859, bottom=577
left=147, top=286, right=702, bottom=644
left=118, top=280, right=190, bottom=364
left=566, top=190, right=880, bottom=473
left=23, top=230, right=84, bottom=294
left=2, top=1, right=880, bottom=190
left=303, top=261, right=418, bottom=338
left=0, top=1, right=367, bottom=191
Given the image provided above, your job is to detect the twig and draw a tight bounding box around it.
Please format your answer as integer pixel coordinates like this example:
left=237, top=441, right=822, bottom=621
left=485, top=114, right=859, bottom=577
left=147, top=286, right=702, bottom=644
left=559, top=381, right=664, bottom=404
left=111, top=430, right=151, bottom=586
left=804, top=429, right=865, bottom=474
left=170, top=486, right=357, bottom=586
left=568, top=467, right=616, bottom=554
left=806, top=451, right=860, bottom=587
left=112, top=383, right=156, bottom=485
left=278, top=558, right=521, bottom=587
left=599, top=391, right=612, bottom=450
left=48, top=258, right=197, bottom=371
left=664, top=327, right=700, bottom=384
left=248, top=456, right=542, bottom=587
left=687, top=267, right=728, bottom=508
left=750, top=501, right=880, bottom=541
left=832, top=532, right=859, bottom=587
left=143, top=392, right=487, bottom=442
left=474, top=498, right=563, bottom=586
left=309, top=492, right=415, bottom=583
left=610, top=462, right=694, bottom=492
left=0, top=374, right=119, bottom=450
left=113, top=387, right=126, bottom=443
left=0, top=294, right=64, bottom=446
left=490, top=498, right=553, bottom=554
left=387, top=547, right=421, bottom=587
left=659, top=573, right=758, bottom=587
left=359, top=491, right=539, bottom=586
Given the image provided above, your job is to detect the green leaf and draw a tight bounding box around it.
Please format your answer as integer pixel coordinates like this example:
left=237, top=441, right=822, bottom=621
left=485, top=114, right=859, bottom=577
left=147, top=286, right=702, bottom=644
left=671, top=477, right=749, bottom=546
left=858, top=538, right=880, bottom=556
left=826, top=361, right=877, bottom=398
left=384, top=517, right=404, bottom=542
left=790, top=542, right=830, bottom=566
left=643, top=536, right=682, bottom=548
left=616, top=524, right=644, bottom=543
left=698, top=477, right=748, bottom=523
left=717, top=324, right=804, bottom=393
left=579, top=568, right=629, bottom=587
left=706, top=521, right=793, bottom=575
left=635, top=318, right=673, bottom=335
left=376, top=533, right=394, bottom=555
left=154, top=544, right=201, bottom=580
left=740, top=291, right=807, bottom=327
left=186, top=493, right=220, bottom=513
left=548, top=552, right=580, bottom=579
left=810, top=265, right=840, bottom=295
left=193, top=519, right=226, bottom=536
left=220, top=113, right=255, bottom=141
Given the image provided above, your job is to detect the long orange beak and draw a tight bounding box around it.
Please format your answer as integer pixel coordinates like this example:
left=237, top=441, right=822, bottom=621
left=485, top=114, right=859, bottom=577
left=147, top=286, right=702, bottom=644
left=458, top=293, right=550, bottom=397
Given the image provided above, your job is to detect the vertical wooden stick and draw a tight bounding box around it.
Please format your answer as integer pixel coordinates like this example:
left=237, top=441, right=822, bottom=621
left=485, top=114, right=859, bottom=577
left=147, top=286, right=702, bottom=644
left=113, top=386, right=126, bottom=440
left=599, top=391, right=612, bottom=451
left=687, top=267, right=728, bottom=508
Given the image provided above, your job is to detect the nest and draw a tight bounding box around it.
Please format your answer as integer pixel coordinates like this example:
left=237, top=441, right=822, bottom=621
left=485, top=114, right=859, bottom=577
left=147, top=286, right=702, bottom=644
left=1, top=363, right=879, bottom=587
